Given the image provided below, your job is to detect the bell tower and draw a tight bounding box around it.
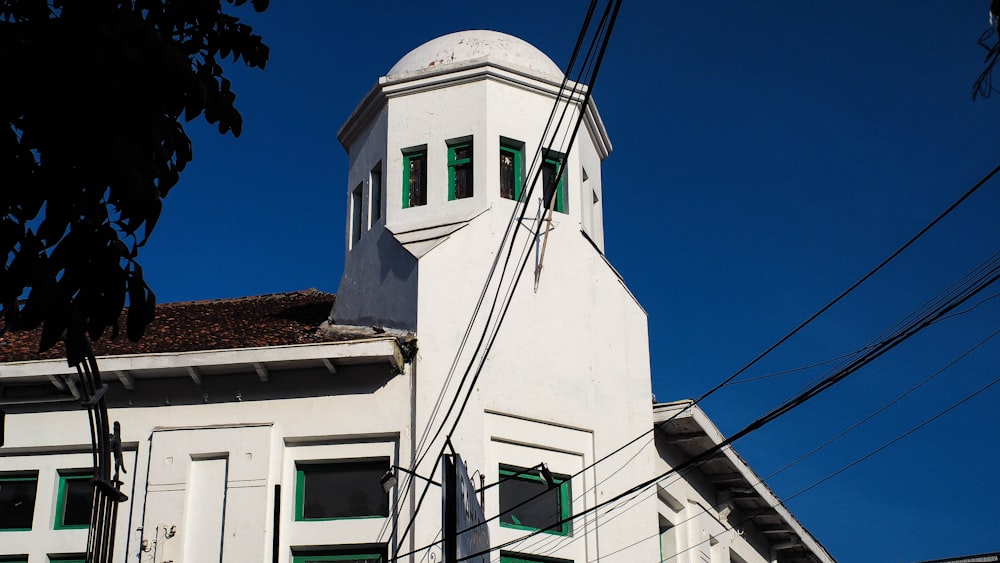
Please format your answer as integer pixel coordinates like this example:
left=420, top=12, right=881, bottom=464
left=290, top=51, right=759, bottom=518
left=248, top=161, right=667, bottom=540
left=332, top=30, right=611, bottom=331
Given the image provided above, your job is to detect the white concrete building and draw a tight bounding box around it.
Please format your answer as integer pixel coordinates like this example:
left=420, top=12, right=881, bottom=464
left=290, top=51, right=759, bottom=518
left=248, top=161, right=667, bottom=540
left=0, top=31, right=835, bottom=563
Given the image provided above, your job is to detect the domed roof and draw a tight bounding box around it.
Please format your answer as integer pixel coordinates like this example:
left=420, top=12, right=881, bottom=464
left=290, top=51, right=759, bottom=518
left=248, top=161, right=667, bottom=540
left=387, top=30, right=562, bottom=79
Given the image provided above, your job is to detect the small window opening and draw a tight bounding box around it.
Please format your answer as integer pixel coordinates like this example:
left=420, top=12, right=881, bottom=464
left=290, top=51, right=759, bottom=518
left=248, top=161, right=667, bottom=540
left=540, top=152, right=567, bottom=214
left=295, top=459, right=390, bottom=520
left=498, top=465, right=571, bottom=536
left=500, top=139, right=524, bottom=200
left=0, top=472, right=38, bottom=530
left=55, top=471, right=93, bottom=529
left=370, top=163, right=382, bottom=224
left=403, top=149, right=427, bottom=208
left=448, top=140, right=473, bottom=200
left=351, top=183, right=363, bottom=246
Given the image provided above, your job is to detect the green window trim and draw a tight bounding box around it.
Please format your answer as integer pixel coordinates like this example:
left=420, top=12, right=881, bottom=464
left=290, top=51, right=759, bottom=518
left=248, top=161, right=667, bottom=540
left=498, top=465, right=572, bottom=536
left=54, top=472, right=92, bottom=530
left=291, top=547, right=386, bottom=563
left=447, top=140, right=473, bottom=200
left=0, top=473, right=38, bottom=531
left=499, top=552, right=572, bottom=563
left=0, top=557, right=29, bottom=563
left=294, top=460, right=390, bottom=522
left=48, top=556, right=86, bottom=563
left=402, top=148, right=427, bottom=208
left=500, top=139, right=523, bottom=201
left=540, top=152, right=567, bottom=214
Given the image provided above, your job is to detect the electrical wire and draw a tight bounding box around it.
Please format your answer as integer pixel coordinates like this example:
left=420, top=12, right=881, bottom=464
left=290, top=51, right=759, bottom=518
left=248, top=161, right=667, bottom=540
left=394, top=250, right=1000, bottom=562
left=377, top=1, right=613, bottom=554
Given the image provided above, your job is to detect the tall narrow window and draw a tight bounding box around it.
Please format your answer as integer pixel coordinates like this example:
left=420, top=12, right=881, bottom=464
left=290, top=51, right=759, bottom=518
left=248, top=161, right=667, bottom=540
left=498, top=465, right=571, bottom=536
left=0, top=472, right=37, bottom=531
left=351, top=183, right=363, bottom=246
left=295, top=459, right=390, bottom=521
left=402, top=149, right=427, bottom=208
left=540, top=152, right=566, bottom=214
left=54, top=471, right=92, bottom=530
left=370, top=163, right=382, bottom=224
left=448, top=140, right=473, bottom=200
left=500, top=139, right=523, bottom=200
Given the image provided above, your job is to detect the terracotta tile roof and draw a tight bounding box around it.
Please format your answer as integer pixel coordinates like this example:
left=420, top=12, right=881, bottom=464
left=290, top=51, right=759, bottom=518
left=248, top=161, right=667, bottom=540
left=0, top=289, right=357, bottom=363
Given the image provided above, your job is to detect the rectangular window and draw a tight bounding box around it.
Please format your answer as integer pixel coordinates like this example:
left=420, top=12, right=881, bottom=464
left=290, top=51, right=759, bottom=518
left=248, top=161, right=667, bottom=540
left=448, top=140, right=473, bottom=200
left=351, top=183, right=363, bottom=246
left=0, top=557, right=28, bottom=563
left=370, top=163, right=383, bottom=224
left=402, top=149, right=427, bottom=208
left=500, top=139, right=523, bottom=200
left=54, top=472, right=92, bottom=530
left=498, top=465, right=571, bottom=536
left=540, top=152, right=566, bottom=214
left=292, top=547, right=386, bottom=563
left=0, top=472, right=37, bottom=531
left=48, top=558, right=85, bottom=563
left=499, top=552, right=571, bottom=563
left=295, top=459, right=390, bottom=521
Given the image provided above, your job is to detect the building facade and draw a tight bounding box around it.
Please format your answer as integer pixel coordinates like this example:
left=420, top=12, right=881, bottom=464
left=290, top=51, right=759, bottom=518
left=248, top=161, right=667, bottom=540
left=0, top=31, right=834, bottom=563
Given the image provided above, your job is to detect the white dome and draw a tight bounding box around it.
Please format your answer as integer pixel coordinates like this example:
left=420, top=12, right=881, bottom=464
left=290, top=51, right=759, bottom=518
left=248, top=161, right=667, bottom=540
left=387, top=30, right=563, bottom=79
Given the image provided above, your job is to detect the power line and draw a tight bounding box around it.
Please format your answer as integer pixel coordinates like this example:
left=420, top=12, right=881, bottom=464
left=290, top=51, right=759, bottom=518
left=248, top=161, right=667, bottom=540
left=380, top=1, right=618, bottom=554
left=398, top=250, right=1000, bottom=562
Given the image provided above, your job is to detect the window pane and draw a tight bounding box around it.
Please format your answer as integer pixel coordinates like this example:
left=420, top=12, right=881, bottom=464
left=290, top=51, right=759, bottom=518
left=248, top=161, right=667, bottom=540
left=408, top=155, right=426, bottom=207
left=454, top=163, right=472, bottom=199
left=500, top=150, right=515, bottom=200
left=370, top=165, right=382, bottom=222
left=351, top=184, right=363, bottom=244
left=449, top=142, right=473, bottom=200
left=0, top=476, right=37, bottom=529
left=498, top=468, right=568, bottom=535
left=299, top=460, right=389, bottom=519
left=60, top=476, right=93, bottom=527
left=541, top=160, right=559, bottom=212
left=292, top=548, right=386, bottom=562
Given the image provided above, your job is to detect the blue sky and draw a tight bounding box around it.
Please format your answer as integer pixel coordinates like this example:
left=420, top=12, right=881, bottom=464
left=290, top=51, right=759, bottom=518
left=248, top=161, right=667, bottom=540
left=141, top=2, right=1000, bottom=561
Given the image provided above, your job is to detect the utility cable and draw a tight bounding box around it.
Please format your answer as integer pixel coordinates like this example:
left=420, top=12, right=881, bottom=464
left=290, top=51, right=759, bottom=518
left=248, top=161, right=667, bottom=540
left=379, top=1, right=612, bottom=554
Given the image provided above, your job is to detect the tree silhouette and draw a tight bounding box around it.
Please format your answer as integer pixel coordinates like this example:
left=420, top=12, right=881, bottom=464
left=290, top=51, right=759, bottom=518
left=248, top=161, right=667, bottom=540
left=975, top=0, right=1000, bottom=98
left=0, top=0, right=269, bottom=357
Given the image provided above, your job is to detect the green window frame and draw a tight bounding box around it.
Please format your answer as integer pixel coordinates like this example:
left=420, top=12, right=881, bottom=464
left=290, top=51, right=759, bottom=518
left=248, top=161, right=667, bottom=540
left=499, top=552, right=572, bottom=563
left=48, top=556, right=85, bottom=563
left=291, top=547, right=386, bottom=563
left=540, top=152, right=567, bottom=214
left=498, top=465, right=571, bottom=536
left=447, top=139, right=473, bottom=200
left=54, top=471, right=93, bottom=530
left=402, top=148, right=427, bottom=208
left=0, top=472, right=38, bottom=531
left=294, top=459, right=390, bottom=521
left=500, top=139, right=523, bottom=201
left=0, top=556, right=29, bottom=563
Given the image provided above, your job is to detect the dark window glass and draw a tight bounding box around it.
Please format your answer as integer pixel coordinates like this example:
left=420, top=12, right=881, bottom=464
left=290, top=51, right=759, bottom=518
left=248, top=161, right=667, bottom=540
left=370, top=164, right=382, bottom=222
left=404, top=152, right=427, bottom=208
left=499, top=554, right=571, bottom=563
left=59, top=475, right=93, bottom=528
left=297, top=460, right=390, bottom=520
left=498, top=466, right=570, bottom=535
left=0, top=475, right=37, bottom=530
left=500, top=145, right=520, bottom=200
left=449, top=142, right=473, bottom=200
left=292, top=548, right=387, bottom=563
left=541, top=158, right=563, bottom=213
left=351, top=184, right=363, bottom=244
